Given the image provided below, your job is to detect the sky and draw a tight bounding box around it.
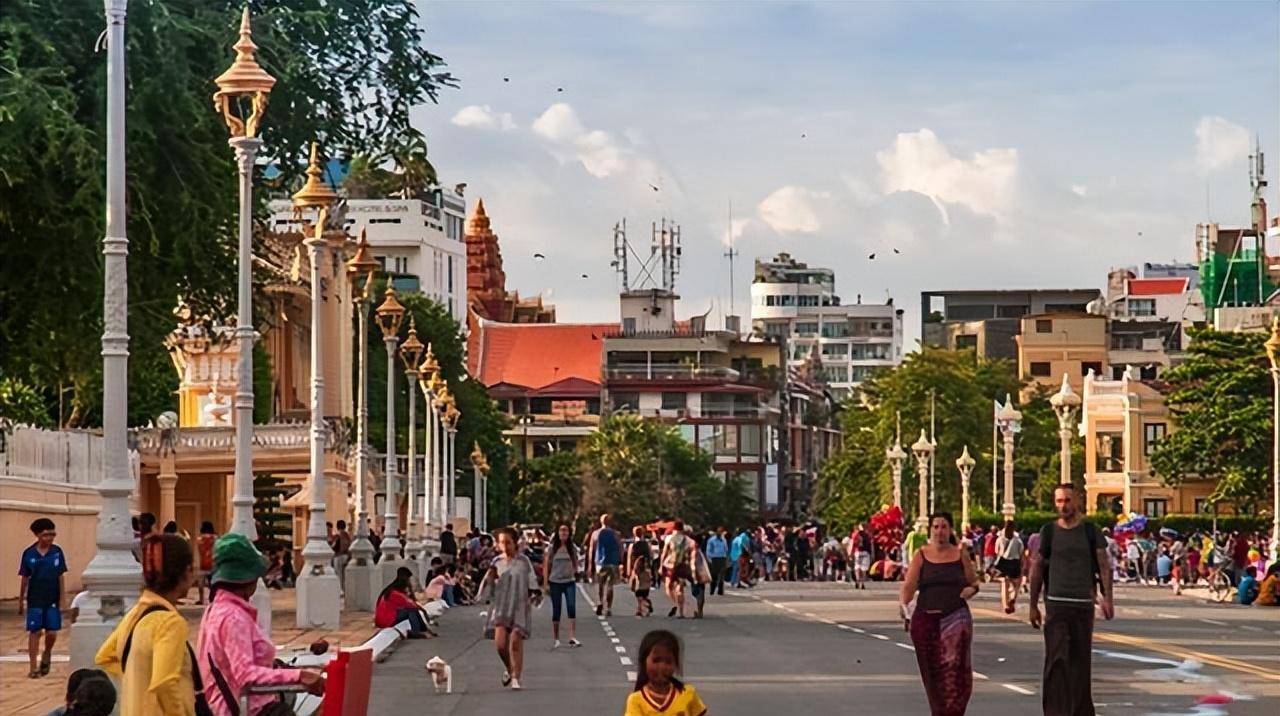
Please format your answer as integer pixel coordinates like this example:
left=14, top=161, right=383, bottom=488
left=412, top=1, right=1279, bottom=347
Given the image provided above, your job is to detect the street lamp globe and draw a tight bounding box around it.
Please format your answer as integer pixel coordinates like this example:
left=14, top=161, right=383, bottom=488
left=419, top=343, right=440, bottom=379
left=886, top=441, right=907, bottom=463
left=374, top=287, right=406, bottom=339
left=213, top=7, right=275, bottom=138
left=997, top=394, right=1023, bottom=429
left=955, top=445, right=976, bottom=475
left=346, top=228, right=380, bottom=299
left=911, top=429, right=934, bottom=460
left=400, top=319, right=425, bottom=371
left=291, top=143, right=339, bottom=221
left=1049, top=373, right=1081, bottom=420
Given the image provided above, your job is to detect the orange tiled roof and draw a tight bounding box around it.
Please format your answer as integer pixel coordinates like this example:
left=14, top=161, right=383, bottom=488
left=1127, top=277, right=1188, bottom=296
left=473, top=319, right=614, bottom=391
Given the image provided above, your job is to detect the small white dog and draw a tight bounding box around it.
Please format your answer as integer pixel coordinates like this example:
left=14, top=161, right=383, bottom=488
left=425, top=655, right=452, bottom=694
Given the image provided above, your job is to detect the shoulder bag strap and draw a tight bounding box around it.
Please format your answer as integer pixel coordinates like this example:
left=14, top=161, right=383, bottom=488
left=206, top=651, right=241, bottom=716
left=121, top=605, right=171, bottom=671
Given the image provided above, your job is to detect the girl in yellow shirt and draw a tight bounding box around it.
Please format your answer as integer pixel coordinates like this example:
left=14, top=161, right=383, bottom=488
left=623, top=629, right=707, bottom=716
left=96, top=534, right=198, bottom=716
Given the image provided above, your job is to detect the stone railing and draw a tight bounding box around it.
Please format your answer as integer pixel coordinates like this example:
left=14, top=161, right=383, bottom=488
left=133, top=421, right=314, bottom=452
left=1, top=426, right=104, bottom=485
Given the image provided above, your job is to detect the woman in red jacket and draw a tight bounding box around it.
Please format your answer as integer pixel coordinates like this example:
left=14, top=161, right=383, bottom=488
left=374, top=567, right=433, bottom=638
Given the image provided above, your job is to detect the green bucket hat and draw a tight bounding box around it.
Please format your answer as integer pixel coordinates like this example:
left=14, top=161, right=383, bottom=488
left=210, top=533, right=267, bottom=584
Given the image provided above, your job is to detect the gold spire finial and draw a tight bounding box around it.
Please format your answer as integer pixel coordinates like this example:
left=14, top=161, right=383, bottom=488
left=213, top=6, right=276, bottom=138
left=292, top=142, right=339, bottom=211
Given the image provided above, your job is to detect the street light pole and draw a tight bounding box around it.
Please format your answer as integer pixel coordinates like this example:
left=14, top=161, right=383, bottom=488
left=996, top=394, right=1023, bottom=521
left=417, top=346, right=441, bottom=550
left=374, top=289, right=406, bottom=581
left=1049, top=374, right=1081, bottom=485
left=885, top=438, right=907, bottom=510
left=399, top=321, right=425, bottom=572
left=293, top=143, right=341, bottom=628
left=344, top=230, right=379, bottom=610
left=1264, top=317, right=1280, bottom=550
left=71, top=0, right=140, bottom=669
left=956, top=446, right=976, bottom=533
left=911, top=429, right=934, bottom=530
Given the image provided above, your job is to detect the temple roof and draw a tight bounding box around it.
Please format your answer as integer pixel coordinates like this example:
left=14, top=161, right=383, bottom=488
left=472, top=318, right=615, bottom=392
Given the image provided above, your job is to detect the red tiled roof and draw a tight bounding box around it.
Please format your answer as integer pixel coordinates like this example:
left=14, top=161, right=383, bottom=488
left=1127, top=278, right=1188, bottom=296
left=473, top=319, right=614, bottom=391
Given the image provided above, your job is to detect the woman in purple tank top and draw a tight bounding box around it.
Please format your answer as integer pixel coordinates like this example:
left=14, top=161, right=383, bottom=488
left=899, top=512, right=981, bottom=716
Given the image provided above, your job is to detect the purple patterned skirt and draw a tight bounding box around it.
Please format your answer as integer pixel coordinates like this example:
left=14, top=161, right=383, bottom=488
left=909, top=604, right=973, bottom=716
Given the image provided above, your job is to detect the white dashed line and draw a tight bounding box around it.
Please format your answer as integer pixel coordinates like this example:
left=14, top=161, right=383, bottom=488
left=615, top=645, right=627, bottom=653
left=804, top=612, right=819, bottom=618
left=974, top=672, right=989, bottom=681
left=1003, top=683, right=1035, bottom=696
left=1199, top=618, right=1228, bottom=626
left=851, top=627, right=866, bottom=634
left=836, top=624, right=853, bottom=631
left=1241, top=625, right=1263, bottom=633
left=1156, top=613, right=1180, bottom=619
left=578, top=584, right=633, bottom=684
left=870, top=633, right=890, bottom=641
left=620, top=656, right=632, bottom=666
left=895, top=642, right=915, bottom=651
left=610, top=637, right=621, bottom=644
left=626, top=671, right=637, bottom=682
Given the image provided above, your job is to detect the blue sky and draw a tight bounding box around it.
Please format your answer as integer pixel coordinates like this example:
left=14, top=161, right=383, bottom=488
left=412, top=1, right=1279, bottom=345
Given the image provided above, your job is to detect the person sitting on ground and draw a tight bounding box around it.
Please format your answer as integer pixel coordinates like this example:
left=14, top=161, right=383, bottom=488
left=1254, top=563, right=1279, bottom=606
left=375, top=567, right=434, bottom=638
left=1237, top=566, right=1260, bottom=606
left=46, top=668, right=115, bottom=716
left=424, top=564, right=457, bottom=607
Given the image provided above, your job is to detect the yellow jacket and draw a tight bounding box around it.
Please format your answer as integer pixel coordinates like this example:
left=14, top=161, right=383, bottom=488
left=95, top=590, right=196, bottom=716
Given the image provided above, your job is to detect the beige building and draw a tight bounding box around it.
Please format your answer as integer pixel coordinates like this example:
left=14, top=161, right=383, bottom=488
left=1080, top=370, right=1217, bottom=517
left=1016, top=312, right=1108, bottom=396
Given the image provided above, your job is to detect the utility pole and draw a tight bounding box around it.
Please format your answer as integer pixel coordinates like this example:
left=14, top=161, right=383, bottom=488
left=929, top=390, right=936, bottom=514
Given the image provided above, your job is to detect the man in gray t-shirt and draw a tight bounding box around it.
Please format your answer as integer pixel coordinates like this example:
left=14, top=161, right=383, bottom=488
left=1029, top=484, right=1114, bottom=716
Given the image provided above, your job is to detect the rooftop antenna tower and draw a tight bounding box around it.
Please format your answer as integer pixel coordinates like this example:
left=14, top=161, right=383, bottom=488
left=724, top=200, right=738, bottom=317
left=649, top=218, right=682, bottom=292
left=612, top=219, right=630, bottom=291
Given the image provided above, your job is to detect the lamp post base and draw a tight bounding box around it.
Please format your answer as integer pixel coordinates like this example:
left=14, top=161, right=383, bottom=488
left=251, top=579, right=272, bottom=634
left=295, top=569, right=341, bottom=629
left=69, top=592, right=134, bottom=669
left=1001, top=503, right=1016, bottom=521
left=343, top=559, right=378, bottom=612
left=378, top=555, right=405, bottom=592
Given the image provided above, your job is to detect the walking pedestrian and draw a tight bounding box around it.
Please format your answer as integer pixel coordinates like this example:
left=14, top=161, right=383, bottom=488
left=480, top=526, right=541, bottom=690
left=899, top=512, right=979, bottom=716
left=705, top=527, right=728, bottom=596
left=624, top=630, right=707, bottom=716
left=660, top=521, right=694, bottom=618
left=851, top=523, right=872, bottom=590
left=587, top=514, right=622, bottom=617
left=543, top=524, right=582, bottom=649
left=198, top=533, right=324, bottom=715
left=995, top=521, right=1024, bottom=614
left=1028, top=484, right=1114, bottom=716
left=439, top=524, right=458, bottom=565
left=194, top=522, right=217, bottom=605
left=19, top=518, right=67, bottom=679
left=689, top=532, right=712, bottom=619
left=95, top=534, right=201, bottom=716
left=630, top=556, right=654, bottom=617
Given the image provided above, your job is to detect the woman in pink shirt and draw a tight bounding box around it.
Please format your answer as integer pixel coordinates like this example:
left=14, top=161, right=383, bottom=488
left=197, top=534, right=323, bottom=715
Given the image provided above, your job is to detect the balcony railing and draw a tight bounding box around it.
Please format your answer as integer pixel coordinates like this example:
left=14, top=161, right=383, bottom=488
left=604, top=364, right=739, bottom=381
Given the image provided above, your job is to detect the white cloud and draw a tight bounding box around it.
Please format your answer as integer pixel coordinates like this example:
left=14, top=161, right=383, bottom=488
left=532, top=103, right=626, bottom=178
left=875, top=128, right=1017, bottom=225
left=1071, top=184, right=1088, bottom=197
left=450, top=104, right=517, bottom=131
left=721, top=217, right=750, bottom=247
left=757, top=186, right=822, bottom=234
left=1194, top=116, right=1250, bottom=172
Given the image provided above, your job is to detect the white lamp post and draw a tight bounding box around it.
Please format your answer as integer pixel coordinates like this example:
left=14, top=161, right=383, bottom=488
left=886, top=439, right=907, bottom=510
left=432, top=386, right=454, bottom=527
left=443, top=401, right=460, bottom=527
left=996, top=394, right=1023, bottom=521
left=417, top=349, right=442, bottom=551
left=911, top=429, right=934, bottom=530
left=213, top=6, right=276, bottom=633
left=956, top=446, right=976, bottom=532
left=293, top=143, right=341, bottom=628
left=71, top=0, right=141, bottom=669
left=344, top=230, right=379, bottom=609
left=374, top=288, right=406, bottom=582
left=470, top=442, right=490, bottom=531
left=1265, top=317, right=1280, bottom=550
left=399, top=320, right=425, bottom=572
left=1049, top=374, right=1081, bottom=485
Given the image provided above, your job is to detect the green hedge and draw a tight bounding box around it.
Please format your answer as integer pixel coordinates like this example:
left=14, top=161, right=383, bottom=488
left=964, top=510, right=1269, bottom=536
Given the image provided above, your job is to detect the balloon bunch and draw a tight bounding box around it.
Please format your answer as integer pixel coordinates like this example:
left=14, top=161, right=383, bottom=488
left=870, top=504, right=905, bottom=551
left=1113, top=512, right=1147, bottom=536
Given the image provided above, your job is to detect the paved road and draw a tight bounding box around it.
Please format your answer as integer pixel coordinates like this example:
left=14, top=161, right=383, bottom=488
left=370, top=580, right=1279, bottom=715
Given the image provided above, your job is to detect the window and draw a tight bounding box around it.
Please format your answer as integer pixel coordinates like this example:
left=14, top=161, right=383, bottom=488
left=1143, top=423, right=1166, bottom=455
left=375, top=255, right=387, bottom=271
left=622, top=317, right=636, bottom=334
left=997, top=304, right=1030, bottom=318
left=955, top=334, right=978, bottom=350
left=1081, top=361, right=1102, bottom=376
left=1140, top=364, right=1158, bottom=380
left=1045, top=303, right=1087, bottom=313
left=794, top=322, right=819, bottom=336
left=610, top=392, right=639, bottom=412
left=1142, top=498, right=1168, bottom=518
left=798, top=295, right=819, bottom=307
left=821, top=365, right=847, bottom=383
left=1029, top=361, right=1051, bottom=377
left=529, top=397, right=553, bottom=414
left=1194, top=498, right=1213, bottom=515
left=821, top=322, right=849, bottom=338
left=779, top=295, right=795, bottom=306
left=765, top=295, right=777, bottom=307
left=661, top=392, right=685, bottom=411
left=1095, top=432, right=1124, bottom=472
left=1036, top=319, right=1053, bottom=333
left=447, top=255, right=454, bottom=292
left=821, top=343, right=848, bottom=357
left=1127, top=298, right=1156, bottom=317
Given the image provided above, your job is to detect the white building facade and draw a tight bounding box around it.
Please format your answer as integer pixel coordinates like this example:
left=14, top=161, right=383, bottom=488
left=270, top=191, right=468, bottom=323
left=750, top=253, right=904, bottom=399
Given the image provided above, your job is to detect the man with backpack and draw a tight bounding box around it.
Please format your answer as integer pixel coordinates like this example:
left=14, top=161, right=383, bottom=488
left=1028, top=484, right=1114, bottom=716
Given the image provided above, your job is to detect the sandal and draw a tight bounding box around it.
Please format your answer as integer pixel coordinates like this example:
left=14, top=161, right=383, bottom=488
left=28, top=668, right=40, bottom=679
left=39, top=652, right=51, bottom=676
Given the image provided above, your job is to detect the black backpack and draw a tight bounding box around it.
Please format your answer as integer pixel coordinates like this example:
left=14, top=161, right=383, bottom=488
left=122, top=605, right=214, bottom=716
left=1038, top=521, right=1103, bottom=592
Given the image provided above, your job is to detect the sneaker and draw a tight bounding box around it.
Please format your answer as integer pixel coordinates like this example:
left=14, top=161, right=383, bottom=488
left=502, top=671, right=512, bottom=687
left=553, top=639, right=562, bottom=649
left=509, top=677, right=522, bottom=690
left=568, top=639, right=581, bottom=647
left=595, top=604, right=603, bottom=616
left=605, top=608, right=612, bottom=617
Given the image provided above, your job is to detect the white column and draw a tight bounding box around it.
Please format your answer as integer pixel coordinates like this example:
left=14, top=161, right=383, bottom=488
left=403, top=367, right=422, bottom=570
left=379, top=336, right=403, bottom=582
left=445, top=427, right=457, bottom=527
left=1001, top=429, right=1016, bottom=520
left=345, top=299, right=376, bottom=610
left=915, top=456, right=928, bottom=529
left=890, top=461, right=902, bottom=509
left=295, top=231, right=339, bottom=628
left=72, top=0, right=142, bottom=670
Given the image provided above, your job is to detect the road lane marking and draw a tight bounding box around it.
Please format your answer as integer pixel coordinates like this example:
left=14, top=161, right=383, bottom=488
left=851, top=627, right=866, bottom=634
left=615, top=645, right=627, bottom=653
left=870, top=633, right=890, bottom=640
left=620, top=656, right=632, bottom=666
left=626, top=671, right=637, bottom=682
left=895, top=642, right=915, bottom=651
left=1002, top=683, right=1035, bottom=695
left=578, top=583, right=635, bottom=685
left=1156, top=613, right=1180, bottom=619
left=1240, top=625, right=1263, bottom=633
left=610, top=637, right=621, bottom=644
left=1199, top=618, right=1228, bottom=626
left=973, top=672, right=988, bottom=680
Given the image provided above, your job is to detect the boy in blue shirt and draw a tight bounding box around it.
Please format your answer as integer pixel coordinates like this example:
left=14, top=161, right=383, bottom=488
left=19, top=517, right=67, bottom=678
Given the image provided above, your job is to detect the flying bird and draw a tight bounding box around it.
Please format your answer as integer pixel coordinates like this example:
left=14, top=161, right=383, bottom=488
left=801, top=133, right=807, bottom=138
left=533, top=253, right=546, bottom=261
left=503, top=77, right=510, bottom=82
left=648, top=183, right=660, bottom=192
left=454, top=182, right=466, bottom=196
left=557, top=87, right=564, bottom=92
left=580, top=273, right=589, bottom=279
left=892, top=248, right=900, bottom=254
left=868, top=253, right=876, bottom=260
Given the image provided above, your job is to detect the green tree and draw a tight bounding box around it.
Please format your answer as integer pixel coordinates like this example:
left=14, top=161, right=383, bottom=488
left=0, top=377, right=53, bottom=427
left=1148, top=328, right=1271, bottom=509
left=0, top=1, right=455, bottom=427
left=253, top=473, right=292, bottom=550
left=512, top=451, right=584, bottom=528
left=814, top=347, right=1068, bottom=530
